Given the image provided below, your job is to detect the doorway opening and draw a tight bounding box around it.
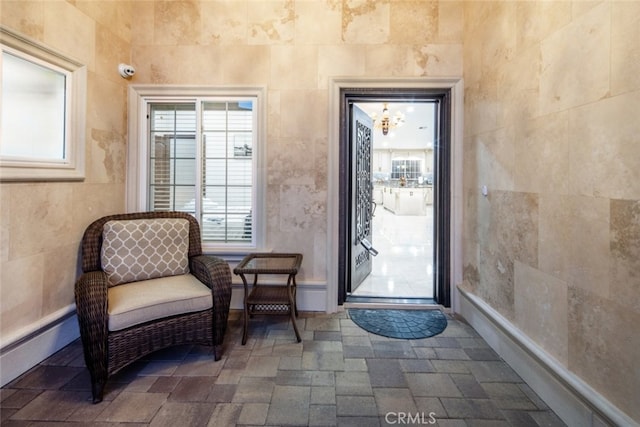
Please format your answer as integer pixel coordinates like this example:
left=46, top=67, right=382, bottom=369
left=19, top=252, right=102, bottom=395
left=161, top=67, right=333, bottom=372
left=337, top=88, right=452, bottom=307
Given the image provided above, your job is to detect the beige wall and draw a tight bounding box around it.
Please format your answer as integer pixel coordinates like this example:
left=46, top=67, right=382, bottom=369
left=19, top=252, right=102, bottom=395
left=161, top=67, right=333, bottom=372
left=0, top=1, right=131, bottom=340
left=127, top=0, right=463, bottom=281
left=2, top=0, right=638, bottom=422
left=462, top=1, right=640, bottom=421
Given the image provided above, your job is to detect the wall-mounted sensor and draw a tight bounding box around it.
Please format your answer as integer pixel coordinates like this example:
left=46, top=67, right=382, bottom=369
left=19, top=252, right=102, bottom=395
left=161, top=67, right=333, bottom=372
left=118, top=63, right=136, bottom=78
left=481, top=185, right=488, bottom=197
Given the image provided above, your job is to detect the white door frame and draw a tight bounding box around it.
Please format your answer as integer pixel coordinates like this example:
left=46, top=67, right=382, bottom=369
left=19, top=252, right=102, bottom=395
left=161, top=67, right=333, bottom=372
left=327, top=77, right=464, bottom=313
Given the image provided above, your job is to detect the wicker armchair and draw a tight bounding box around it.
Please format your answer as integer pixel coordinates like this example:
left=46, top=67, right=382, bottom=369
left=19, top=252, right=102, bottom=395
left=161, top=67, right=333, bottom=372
left=75, top=211, right=232, bottom=403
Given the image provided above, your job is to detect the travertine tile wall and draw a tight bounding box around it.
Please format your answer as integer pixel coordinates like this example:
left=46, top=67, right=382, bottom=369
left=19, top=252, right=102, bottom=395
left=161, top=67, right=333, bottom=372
left=0, top=1, right=131, bottom=339
left=127, top=0, right=463, bottom=281
left=462, top=1, right=640, bottom=421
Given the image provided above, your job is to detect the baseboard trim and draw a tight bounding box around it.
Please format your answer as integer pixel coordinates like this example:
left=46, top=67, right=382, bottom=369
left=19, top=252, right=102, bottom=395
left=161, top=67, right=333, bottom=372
left=457, top=286, right=638, bottom=427
left=0, top=309, right=79, bottom=387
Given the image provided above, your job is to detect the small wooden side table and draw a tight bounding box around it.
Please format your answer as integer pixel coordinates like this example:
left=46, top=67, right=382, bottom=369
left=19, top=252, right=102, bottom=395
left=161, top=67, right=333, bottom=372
left=233, top=253, right=303, bottom=345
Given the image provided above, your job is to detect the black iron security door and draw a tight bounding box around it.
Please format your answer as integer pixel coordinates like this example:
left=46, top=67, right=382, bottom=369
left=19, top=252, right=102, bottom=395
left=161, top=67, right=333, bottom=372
left=349, top=104, right=376, bottom=293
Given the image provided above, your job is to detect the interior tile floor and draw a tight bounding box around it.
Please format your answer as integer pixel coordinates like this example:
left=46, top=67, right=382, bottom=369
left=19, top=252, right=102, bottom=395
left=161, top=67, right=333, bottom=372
left=352, top=206, right=434, bottom=299
left=0, top=310, right=567, bottom=426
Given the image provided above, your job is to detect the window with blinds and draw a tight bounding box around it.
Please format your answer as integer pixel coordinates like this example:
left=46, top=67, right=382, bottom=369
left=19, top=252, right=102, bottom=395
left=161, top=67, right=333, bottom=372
left=148, top=100, right=255, bottom=244
left=391, top=158, right=422, bottom=181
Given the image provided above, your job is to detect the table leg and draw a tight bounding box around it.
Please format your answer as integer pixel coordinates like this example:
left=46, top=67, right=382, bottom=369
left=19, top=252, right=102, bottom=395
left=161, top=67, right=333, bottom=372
left=288, top=274, right=301, bottom=342
left=292, top=274, right=299, bottom=317
left=241, top=274, right=249, bottom=345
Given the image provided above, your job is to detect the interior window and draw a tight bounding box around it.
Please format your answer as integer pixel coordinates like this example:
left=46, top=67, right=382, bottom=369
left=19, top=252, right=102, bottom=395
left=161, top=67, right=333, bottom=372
left=0, top=27, right=86, bottom=181
left=127, top=86, right=266, bottom=254
left=148, top=101, right=255, bottom=244
left=391, top=158, right=423, bottom=182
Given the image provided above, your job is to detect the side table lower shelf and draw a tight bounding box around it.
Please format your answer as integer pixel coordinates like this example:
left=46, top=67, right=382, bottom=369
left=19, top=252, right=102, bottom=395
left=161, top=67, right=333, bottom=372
left=247, top=286, right=298, bottom=316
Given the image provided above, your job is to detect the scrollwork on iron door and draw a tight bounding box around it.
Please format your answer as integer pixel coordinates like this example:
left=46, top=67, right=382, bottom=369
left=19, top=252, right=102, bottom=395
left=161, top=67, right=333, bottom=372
left=355, top=119, right=373, bottom=244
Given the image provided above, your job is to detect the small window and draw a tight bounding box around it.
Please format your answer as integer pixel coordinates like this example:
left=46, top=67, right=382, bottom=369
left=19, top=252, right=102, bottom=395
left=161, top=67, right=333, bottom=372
left=391, top=158, right=423, bottom=181
left=0, top=27, right=86, bottom=181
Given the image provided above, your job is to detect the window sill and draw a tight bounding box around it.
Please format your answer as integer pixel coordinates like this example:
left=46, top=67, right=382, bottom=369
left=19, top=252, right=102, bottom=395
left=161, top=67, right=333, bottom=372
left=203, top=246, right=273, bottom=263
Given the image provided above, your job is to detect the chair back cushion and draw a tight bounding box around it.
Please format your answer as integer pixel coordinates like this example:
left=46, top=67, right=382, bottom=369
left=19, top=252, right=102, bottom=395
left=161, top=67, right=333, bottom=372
left=81, top=211, right=202, bottom=274
left=107, top=274, right=212, bottom=331
left=101, top=218, right=190, bottom=286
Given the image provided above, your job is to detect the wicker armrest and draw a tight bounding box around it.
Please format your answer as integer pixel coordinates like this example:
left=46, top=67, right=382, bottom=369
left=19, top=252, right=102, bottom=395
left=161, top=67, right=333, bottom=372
left=74, top=270, right=109, bottom=397
left=189, top=255, right=232, bottom=348
left=75, top=271, right=109, bottom=325
left=190, top=255, right=231, bottom=292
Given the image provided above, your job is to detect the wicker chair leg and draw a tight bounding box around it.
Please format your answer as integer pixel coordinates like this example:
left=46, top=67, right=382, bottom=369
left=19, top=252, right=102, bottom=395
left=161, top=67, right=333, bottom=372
left=213, top=344, right=223, bottom=361
left=91, top=378, right=105, bottom=404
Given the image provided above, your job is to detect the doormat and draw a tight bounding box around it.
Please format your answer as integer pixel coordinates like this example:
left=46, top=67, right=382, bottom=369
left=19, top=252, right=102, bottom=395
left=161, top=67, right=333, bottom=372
left=348, top=308, right=448, bottom=339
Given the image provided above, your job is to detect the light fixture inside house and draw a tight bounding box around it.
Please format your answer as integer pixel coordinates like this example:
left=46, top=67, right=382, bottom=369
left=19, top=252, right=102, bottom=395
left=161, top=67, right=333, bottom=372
left=370, top=103, right=405, bottom=135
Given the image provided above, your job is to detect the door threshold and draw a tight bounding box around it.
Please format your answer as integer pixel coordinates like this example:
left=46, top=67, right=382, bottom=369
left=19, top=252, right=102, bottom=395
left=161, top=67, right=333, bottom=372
left=344, top=296, right=441, bottom=310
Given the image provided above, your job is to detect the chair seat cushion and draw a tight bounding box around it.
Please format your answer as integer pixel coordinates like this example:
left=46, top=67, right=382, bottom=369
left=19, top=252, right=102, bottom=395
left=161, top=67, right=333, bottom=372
left=108, top=274, right=212, bottom=331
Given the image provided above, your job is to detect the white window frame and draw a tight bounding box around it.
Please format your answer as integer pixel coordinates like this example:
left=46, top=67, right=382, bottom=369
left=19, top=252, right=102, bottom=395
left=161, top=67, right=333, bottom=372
left=0, top=26, right=86, bottom=181
left=126, top=85, right=267, bottom=255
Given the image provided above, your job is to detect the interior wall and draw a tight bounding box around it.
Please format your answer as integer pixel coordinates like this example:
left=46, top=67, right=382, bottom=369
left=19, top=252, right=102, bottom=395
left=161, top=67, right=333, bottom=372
left=0, top=1, right=131, bottom=344
left=127, top=1, right=464, bottom=284
left=461, top=1, right=640, bottom=421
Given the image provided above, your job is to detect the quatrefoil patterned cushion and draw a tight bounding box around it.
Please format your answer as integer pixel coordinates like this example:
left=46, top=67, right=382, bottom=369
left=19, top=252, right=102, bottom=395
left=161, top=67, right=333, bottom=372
left=101, top=218, right=190, bottom=286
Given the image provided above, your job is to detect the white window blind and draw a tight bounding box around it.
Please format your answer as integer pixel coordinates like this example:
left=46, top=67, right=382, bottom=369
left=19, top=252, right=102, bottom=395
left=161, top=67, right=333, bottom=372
left=148, top=100, right=255, bottom=244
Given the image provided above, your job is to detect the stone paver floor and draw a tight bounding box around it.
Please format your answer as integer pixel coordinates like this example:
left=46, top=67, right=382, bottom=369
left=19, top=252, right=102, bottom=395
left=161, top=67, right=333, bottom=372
left=0, top=310, right=566, bottom=426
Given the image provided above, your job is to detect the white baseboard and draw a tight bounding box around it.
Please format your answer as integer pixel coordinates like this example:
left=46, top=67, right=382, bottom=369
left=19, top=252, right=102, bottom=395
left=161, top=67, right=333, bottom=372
left=0, top=311, right=80, bottom=387
left=457, top=286, right=638, bottom=427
